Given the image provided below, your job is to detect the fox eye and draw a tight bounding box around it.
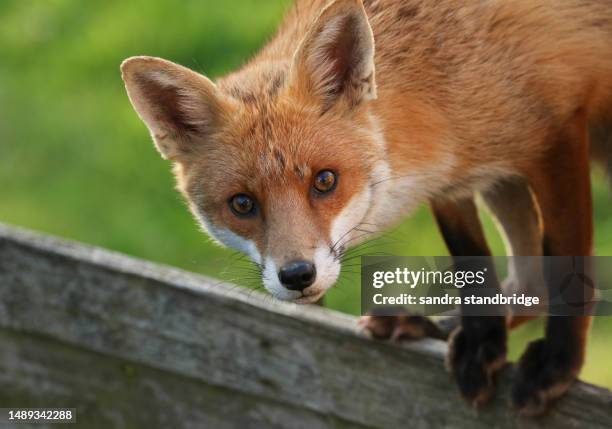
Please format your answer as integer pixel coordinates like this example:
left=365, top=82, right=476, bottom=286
left=229, top=194, right=255, bottom=216
left=313, top=170, right=337, bottom=194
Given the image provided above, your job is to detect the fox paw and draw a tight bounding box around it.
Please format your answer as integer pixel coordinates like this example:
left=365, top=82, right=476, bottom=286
left=512, top=339, right=579, bottom=416
left=446, top=324, right=507, bottom=408
left=358, top=311, right=444, bottom=341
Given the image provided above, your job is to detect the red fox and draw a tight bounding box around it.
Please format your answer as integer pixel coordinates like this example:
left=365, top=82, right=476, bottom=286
left=121, top=0, right=612, bottom=416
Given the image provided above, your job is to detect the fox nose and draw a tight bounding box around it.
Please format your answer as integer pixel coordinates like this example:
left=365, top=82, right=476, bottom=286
left=278, top=260, right=316, bottom=291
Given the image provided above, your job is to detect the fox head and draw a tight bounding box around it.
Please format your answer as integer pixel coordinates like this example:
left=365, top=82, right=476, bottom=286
left=121, top=0, right=391, bottom=303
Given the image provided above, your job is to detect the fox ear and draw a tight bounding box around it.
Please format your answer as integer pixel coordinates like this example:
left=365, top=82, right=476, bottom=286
left=121, top=56, right=228, bottom=160
left=289, top=0, right=376, bottom=111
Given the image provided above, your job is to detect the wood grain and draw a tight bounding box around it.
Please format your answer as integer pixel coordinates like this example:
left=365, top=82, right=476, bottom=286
left=0, top=223, right=611, bottom=428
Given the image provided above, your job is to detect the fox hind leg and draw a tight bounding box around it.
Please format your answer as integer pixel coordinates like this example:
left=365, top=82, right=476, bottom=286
left=482, top=179, right=546, bottom=323
left=512, top=110, right=594, bottom=416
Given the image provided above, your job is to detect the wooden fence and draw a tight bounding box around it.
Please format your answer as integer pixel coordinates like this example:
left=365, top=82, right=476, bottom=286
left=0, top=223, right=611, bottom=428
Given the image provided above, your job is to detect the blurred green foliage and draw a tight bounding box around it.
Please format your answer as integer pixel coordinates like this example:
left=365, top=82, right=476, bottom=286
left=1, top=0, right=612, bottom=388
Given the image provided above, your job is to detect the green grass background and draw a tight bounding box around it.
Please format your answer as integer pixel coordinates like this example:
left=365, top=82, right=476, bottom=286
left=2, top=0, right=612, bottom=388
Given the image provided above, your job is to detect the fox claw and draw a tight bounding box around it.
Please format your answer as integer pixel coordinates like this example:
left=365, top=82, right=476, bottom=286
left=446, top=323, right=507, bottom=409
left=359, top=312, right=444, bottom=340
left=512, top=338, right=579, bottom=416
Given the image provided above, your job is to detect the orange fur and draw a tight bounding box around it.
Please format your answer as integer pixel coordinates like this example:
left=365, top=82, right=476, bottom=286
left=121, top=0, right=612, bottom=413
left=121, top=0, right=612, bottom=303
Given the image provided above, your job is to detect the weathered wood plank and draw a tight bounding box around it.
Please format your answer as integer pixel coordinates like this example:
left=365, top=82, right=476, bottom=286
left=0, top=329, right=363, bottom=429
left=0, top=223, right=611, bottom=428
